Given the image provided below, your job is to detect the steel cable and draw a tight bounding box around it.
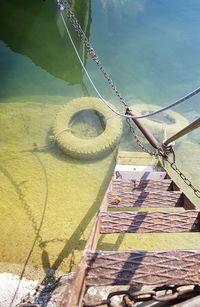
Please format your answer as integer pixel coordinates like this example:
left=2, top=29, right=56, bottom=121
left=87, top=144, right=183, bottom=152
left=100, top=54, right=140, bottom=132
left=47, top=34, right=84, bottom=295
left=59, top=1, right=200, bottom=120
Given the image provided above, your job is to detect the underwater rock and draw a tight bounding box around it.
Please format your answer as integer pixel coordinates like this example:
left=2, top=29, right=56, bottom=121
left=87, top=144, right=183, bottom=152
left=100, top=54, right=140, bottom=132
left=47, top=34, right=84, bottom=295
left=128, top=103, right=189, bottom=140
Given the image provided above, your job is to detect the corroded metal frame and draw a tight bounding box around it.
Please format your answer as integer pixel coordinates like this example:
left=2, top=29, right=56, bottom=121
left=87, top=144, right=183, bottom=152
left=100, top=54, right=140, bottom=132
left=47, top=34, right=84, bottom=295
left=60, top=160, right=198, bottom=307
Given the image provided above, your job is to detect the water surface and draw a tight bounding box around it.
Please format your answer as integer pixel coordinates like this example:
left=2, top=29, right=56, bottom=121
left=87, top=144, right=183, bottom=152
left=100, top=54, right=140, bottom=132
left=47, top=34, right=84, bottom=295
left=0, top=0, right=199, bottom=282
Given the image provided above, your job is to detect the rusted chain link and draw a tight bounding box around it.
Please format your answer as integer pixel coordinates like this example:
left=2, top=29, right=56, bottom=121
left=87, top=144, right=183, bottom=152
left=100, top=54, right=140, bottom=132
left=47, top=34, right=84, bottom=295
left=59, top=0, right=161, bottom=156
left=59, top=0, right=166, bottom=158
left=58, top=0, right=200, bottom=120
left=60, top=0, right=128, bottom=110
left=84, top=285, right=200, bottom=306
left=126, top=118, right=159, bottom=157
left=166, top=154, right=200, bottom=198
left=125, top=130, right=200, bottom=199
left=59, top=0, right=200, bottom=199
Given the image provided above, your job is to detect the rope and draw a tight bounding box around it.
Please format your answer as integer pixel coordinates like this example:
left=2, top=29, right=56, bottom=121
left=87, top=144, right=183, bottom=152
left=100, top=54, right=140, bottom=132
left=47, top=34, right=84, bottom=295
left=59, top=6, right=200, bottom=120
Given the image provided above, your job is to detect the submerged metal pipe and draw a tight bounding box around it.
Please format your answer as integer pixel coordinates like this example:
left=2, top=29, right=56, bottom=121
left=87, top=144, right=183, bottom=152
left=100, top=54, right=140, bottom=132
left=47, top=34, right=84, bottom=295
left=127, top=109, right=161, bottom=150
left=164, top=117, right=200, bottom=146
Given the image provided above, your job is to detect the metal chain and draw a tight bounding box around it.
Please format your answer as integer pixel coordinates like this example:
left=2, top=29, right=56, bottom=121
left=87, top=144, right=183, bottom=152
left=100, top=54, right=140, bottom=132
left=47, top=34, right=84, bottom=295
left=59, top=0, right=200, bottom=199
left=84, top=285, right=200, bottom=306
left=166, top=155, right=200, bottom=198
left=59, top=0, right=200, bottom=120
left=126, top=118, right=159, bottom=157
left=60, top=0, right=159, bottom=156
left=127, top=119, right=200, bottom=199
left=61, top=0, right=129, bottom=109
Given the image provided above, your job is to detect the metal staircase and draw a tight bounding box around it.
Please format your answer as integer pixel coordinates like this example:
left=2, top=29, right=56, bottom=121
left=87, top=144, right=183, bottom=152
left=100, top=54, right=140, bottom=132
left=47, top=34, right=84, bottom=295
left=61, top=153, right=199, bottom=307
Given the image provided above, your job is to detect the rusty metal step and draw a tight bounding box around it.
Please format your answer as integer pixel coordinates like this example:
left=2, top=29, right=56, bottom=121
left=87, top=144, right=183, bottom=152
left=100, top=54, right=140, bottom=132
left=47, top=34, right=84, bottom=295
left=85, top=250, right=200, bottom=286
left=112, top=179, right=173, bottom=193
left=63, top=158, right=198, bottom=306
left=109, top=207, right=185, bottom=212
left=108, top=190, right=183, bottom=208
left=100, top=211, right=200, bottom=233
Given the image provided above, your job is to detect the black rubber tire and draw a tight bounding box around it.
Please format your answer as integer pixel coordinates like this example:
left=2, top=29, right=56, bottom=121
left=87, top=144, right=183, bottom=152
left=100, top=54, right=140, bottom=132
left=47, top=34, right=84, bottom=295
left=53, top=97, right=122, bottom=159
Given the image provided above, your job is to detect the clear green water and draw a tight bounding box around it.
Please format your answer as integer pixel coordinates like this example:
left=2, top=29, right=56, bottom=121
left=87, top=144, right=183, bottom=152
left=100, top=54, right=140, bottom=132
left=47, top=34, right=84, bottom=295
left=0, top=0, right=200, bottom=280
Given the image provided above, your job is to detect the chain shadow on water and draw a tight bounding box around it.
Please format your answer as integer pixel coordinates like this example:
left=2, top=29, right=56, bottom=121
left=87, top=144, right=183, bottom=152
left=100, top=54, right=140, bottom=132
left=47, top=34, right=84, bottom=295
left=34, top=150, right=117, bottom=306
left=0, top=151, right=49, bottom=307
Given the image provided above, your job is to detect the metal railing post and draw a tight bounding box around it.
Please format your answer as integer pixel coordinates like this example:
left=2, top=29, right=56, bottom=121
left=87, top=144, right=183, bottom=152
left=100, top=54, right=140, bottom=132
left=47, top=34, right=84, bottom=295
left=127, top=109, right=161, bottom=150
left=164, top=118, right=200, bottom=146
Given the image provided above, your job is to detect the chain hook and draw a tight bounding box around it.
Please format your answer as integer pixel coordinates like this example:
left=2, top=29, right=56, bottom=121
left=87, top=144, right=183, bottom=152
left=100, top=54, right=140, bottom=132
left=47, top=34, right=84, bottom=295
left=56, top=0, right=65, bottom=11
left=159, top=140, right=175, bottom=161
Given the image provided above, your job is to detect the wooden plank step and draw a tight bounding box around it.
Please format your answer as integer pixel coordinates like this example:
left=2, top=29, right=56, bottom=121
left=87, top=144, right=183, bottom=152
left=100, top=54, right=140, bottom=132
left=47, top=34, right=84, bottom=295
left=100, top=211, right=200, bottom=233
left=112, top=179, right=173, bottom=193
left=85, top=250, right=200, bottom=286
left=108, top=190, right=183, bottom=208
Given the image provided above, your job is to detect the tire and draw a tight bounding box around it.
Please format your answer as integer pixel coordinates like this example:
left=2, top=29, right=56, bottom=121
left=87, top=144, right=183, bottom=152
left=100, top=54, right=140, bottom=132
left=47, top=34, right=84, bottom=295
left=53, top=97, right=122, bottom=160
left=129, top=104, right=189, bottom=137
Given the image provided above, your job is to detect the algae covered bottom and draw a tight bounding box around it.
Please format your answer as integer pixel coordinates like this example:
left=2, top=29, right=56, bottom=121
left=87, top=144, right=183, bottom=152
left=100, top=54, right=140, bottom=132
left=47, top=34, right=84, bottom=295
left=0, top=100, right=117, bottom=279
left=0, top=0, right=200, bottom=286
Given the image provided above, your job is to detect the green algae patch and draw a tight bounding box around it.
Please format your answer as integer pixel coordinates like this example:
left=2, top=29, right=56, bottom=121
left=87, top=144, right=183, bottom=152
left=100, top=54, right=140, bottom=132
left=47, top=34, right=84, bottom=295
left=0, top=101, right=116, bottom=279
left=97, top=233, right=200, bottom=251
left=116, top=151, right=159, bottom=166
left=129, top=103, right=189, bottom=138
left=0, top=100, right=199, bottom=281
